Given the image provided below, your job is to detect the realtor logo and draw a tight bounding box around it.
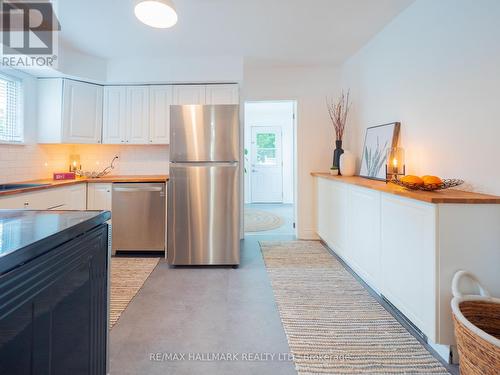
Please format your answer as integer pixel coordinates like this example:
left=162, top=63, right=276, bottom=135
left=0, top=0, right=60, bottom=67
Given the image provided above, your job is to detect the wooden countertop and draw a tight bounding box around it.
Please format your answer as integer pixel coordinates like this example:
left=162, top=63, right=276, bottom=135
left=311, top=172, right=500, bottom=204
left=0, top=175, right=169, bottom=197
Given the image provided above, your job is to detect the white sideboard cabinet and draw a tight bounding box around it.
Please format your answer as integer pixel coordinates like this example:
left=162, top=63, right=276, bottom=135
left=313, top=173, right=500, bottom=354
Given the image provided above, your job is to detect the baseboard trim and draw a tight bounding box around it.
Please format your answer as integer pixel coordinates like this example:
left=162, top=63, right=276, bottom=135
left=297, top=228, right=318, bottom=240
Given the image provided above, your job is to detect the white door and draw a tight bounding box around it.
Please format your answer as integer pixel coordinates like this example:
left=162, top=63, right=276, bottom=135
left=126, top=86, right=150, bottom=144
left=172, top=85, right=206, bottom=105
left=103, top=86, right=127, bottom=144
left=206, top=84, right=239, bottom=105
left=62, top=80, right=103, bottom=144
left=149, top=85, right=172, bottom=144
left=250, top=126, right=283, bottom=203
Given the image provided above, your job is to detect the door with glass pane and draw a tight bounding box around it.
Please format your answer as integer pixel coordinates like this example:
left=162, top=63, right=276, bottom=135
left=250, top=126, right=283, bottom=203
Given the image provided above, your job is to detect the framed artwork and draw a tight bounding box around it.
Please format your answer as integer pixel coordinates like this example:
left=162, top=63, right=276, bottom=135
left=359, top=122, right=401, bottom=180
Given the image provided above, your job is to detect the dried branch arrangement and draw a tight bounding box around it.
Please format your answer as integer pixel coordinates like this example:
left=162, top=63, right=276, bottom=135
left=326, top=90, right=351, bottom=141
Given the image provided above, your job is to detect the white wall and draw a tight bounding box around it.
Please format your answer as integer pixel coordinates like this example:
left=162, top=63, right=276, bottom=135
left=106, top=56, right=244, bottom=84
left=243, top=64, right=339, bottom=239
left=244, top=101, right=295, bottom=204
left=73, top=144, right=169, bottom=176
left=341, top=0, right=500, bottom=195
left=0, top=69, right=73, bottom=183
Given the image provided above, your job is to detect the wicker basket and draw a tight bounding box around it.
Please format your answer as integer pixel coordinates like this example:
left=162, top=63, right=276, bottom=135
left=451, top=271, right=500, bottom=374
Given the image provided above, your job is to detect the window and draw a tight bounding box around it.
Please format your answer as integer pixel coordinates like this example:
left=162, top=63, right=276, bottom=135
left=0, top=73, right=22, bottom=143
left=256, top=132, right=277, bottom=165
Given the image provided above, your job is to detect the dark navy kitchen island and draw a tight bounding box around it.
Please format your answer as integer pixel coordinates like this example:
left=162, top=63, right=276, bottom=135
left=0, top=210, right=111, bottom=375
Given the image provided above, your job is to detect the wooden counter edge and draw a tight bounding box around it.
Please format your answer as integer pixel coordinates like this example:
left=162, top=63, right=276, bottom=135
left=0, top=175, right=169, bottom=197
left=311, top=172, right=500, bottom=204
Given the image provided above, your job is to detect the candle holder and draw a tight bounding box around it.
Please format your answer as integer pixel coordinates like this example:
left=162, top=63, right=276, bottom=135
left=69, top=154, right=81, bottom=173
left=385, top=147, right=405, bottom=183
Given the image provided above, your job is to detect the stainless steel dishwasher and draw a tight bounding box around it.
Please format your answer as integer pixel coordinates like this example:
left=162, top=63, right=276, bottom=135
left=112, top=183, right=166, bottom=253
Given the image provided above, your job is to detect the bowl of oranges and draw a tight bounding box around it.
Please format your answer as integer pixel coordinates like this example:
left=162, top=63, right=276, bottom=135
left=393, top=175, right=464, bottom=191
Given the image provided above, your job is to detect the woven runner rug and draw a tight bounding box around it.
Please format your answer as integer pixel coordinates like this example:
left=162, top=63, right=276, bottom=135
left=260, top=240, right=450, bottom=374
left=109, top=257, right=160, bottom=329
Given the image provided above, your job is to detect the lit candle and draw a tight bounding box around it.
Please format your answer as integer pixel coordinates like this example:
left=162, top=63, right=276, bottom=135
left=392, top=158, right=398, bottom=172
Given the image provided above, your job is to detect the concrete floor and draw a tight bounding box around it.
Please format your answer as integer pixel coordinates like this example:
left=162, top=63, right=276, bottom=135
left=109, top=234, right=297, bottom=375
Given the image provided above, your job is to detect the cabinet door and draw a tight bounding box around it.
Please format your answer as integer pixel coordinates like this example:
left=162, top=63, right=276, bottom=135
left=206, top=84, right=239, bottom=105
left=347, top=186, right=381, bottom=289
left=126, top=86, right=150, bottom=144
left=149, top=85, right=172, bottom=144
left=316, top=177, right=334, bottom=246
left=329, top=181, right=349, bottom=255
left=103, top=86, right=127, bottom=144
left=64, top=184, right=87, bottom=210
left=0, top=194, right=27, bottom=209
left=62, top=80, right=103, bottom=144
left=380, top=194, right=436, bottom=340
left=172, top=85, right=206, bottom=105
left=87, top=183, right=112, bottom=211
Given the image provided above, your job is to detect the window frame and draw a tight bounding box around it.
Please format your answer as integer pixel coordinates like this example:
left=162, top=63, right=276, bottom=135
left=0, top=72, right=24, bottom=145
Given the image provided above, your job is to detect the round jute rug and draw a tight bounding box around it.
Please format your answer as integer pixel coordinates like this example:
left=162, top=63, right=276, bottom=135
left=244, top=209, right=284, bottom=232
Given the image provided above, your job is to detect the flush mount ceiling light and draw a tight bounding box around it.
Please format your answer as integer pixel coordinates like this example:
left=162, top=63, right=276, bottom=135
left=134, top=0, right=178, bottom=28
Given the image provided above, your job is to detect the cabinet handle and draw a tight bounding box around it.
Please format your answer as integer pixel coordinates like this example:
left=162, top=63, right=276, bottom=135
left=24, top=202, right=29, bottom=208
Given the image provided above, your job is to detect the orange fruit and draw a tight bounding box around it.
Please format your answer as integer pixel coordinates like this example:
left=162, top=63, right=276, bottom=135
left=422, top=175, right=443, bottom=185
left=401, top=175, right=424, bottom=186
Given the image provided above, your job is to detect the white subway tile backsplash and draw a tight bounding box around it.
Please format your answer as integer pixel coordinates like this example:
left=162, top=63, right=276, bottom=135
left=0, top=144, right=169, bottom=183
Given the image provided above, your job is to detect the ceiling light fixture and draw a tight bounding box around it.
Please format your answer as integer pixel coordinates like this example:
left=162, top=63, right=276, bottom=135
left=134, top=0, right=178, bottom=29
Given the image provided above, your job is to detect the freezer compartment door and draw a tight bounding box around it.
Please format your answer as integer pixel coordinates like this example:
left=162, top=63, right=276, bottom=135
left=170, top=105, right=240, bottom=162
left=168, top=163, right=240, bottom=265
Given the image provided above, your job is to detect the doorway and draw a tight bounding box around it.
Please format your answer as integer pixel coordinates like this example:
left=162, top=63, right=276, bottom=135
left=244, top=100, right=296, bottom=235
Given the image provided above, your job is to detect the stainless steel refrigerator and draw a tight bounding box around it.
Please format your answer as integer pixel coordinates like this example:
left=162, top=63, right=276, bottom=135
left=168, top=104, right=240, bottom=265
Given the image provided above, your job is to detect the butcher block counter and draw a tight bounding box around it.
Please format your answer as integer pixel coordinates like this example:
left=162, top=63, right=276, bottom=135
left=311, top=172, right=500, bottom=204
left=0, top=175, right=169, bottom=197
left=312, top=171, right=500, bottom=361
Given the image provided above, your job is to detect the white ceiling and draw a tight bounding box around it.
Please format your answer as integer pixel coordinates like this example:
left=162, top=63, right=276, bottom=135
left=57, top=0, right=413, bottom=66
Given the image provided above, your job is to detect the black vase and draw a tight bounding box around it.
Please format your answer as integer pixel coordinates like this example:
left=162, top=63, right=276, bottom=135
left=333, top=140, right=344, bottom=173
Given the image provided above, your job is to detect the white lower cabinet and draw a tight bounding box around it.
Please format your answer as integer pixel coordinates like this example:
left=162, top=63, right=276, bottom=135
left=380, top=195, right=436, bottom=340
left=316, top=178, right=334, bottom=247
left=316, top=178, right=349, bottom=255
left=87, top=183, right=112, bottom=211
left=60, top=184, right=87, bottom=210
left=314, top=175, right=500, bottom=352
left=0, top=184, right=87, bottom=210
left=347, top=186, right=381, bottom=290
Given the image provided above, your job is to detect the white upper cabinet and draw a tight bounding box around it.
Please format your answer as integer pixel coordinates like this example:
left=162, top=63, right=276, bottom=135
left=103, top=86, right=127, bottom=144
left=40, top=81, right=238, bottom=145
left=172, top=85, right=206, bottom=105
left=206, top=84, right=239, bottom=105
left=103, top=86, right=150, bottom=144
left=127, top=86, right=150, bottom=144
left=38, top=78, right=103, bottom=144
left=149, top=85, right=173, bottom=144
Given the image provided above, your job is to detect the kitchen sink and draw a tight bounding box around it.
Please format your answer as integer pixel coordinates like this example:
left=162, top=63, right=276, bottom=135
left=0, top=183, right=50, bottom=192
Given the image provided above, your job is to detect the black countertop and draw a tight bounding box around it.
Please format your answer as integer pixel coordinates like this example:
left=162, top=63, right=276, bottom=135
left=0, top=210, right=111, bottom=275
